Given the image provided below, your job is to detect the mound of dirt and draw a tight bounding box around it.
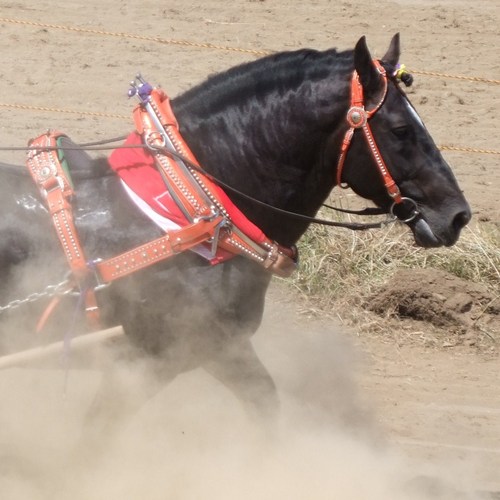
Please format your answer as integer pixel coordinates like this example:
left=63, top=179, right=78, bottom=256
left=368, top=268, right=499, bottom=346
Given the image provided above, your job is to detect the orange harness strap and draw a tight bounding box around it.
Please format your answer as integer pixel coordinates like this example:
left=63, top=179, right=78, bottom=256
left=27, top=133, right=234, bottom=321
left=27, top=132, right=100, bottom=328
left=26, top=98, right=296, bottom=326
left=336, top=60, right=403, bottom=204
left=94, top=216, right=226, bottom=282
left=131, top=85, right=297, bottom=276
left=27, top=133, right=86, bottom=275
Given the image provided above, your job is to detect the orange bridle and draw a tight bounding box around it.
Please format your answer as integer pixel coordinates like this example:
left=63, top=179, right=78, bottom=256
left=336, top=60, right=404, bottom=206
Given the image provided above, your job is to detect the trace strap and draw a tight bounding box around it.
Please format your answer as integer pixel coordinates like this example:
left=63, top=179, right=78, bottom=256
left=26, top=132, right=100, bottom=328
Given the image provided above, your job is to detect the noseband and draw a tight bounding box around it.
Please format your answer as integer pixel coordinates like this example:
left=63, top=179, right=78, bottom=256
left=336, top=60, right=419, bottom=223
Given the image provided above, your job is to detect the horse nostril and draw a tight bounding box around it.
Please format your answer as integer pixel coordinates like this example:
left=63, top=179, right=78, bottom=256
left=453, top=209, right=471, bottom=232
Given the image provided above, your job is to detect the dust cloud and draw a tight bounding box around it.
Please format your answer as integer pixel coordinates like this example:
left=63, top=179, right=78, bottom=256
left=0, top=302, right=484, bottom=500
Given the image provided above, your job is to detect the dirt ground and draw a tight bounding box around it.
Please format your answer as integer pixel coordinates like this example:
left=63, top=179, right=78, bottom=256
left=0, top=0, right=499, bottom=498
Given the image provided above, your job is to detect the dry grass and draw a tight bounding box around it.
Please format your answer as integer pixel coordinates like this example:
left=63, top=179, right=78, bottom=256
left=284, top=210, right=499, bottom=343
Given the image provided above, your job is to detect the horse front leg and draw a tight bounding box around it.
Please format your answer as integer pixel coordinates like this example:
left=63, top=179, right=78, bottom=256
left=77, top=353, right=177, bottom=458
left=203, top=336, right=280, bottom=423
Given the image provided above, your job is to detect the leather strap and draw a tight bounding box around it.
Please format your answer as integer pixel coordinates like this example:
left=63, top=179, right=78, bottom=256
left=336, top=60, right=403, bottom=204
left=27, top=133, right=88, bottom=276
left=25, top=82, right=302, bottom=327
left=132, top=86, right=298, bottom=275
left=27, top=132, right=101, bottom=327
left=95, top=216, right=225, bottom=282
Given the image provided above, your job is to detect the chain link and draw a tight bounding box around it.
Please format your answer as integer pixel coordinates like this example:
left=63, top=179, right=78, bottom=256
left=0, top=278, right=75, bottom=314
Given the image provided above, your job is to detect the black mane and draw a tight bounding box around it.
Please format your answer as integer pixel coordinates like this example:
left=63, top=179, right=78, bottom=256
left=0, top=36, right=471, bottom=443
left=174, top=48, right=347, bottom=117
left=172, top=48, right=354, bottom=245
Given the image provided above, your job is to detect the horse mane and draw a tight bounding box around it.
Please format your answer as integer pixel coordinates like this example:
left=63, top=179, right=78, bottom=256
left=173, top=47, right=351, bottom=119
left=169, top=47, right=356, bottom=245
left=1, top=47, right=358, bottom=249
left=170, top=46, right=355, bottom=181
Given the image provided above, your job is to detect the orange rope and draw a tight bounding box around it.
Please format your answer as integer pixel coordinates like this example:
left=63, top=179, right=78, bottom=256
left=1, top=17, right=499, bottom=156
left=0, top=17, right=270, bottom=57
left=1, top=103, right=498, bottom=156
left=439, top=145, right=500, bottom=155
left=2, top=17, right=499, bottom=85
left=412, top=70, right=500, bottom=85
left=0, top=102, right=128, bottom=120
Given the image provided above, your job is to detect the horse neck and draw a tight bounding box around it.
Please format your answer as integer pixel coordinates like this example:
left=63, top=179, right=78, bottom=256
left=172, top=50, right=353, bottom=246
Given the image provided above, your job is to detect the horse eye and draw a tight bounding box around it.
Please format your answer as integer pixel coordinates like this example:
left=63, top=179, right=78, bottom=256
left=392, top=126, right=409, bottom=139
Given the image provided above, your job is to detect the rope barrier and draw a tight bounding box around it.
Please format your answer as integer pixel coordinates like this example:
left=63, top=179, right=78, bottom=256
left=1, top=102, right=499, bottom=156
left=0, top=102, right=128, bottom=120
left=2, top=17, right=499, bottom=84
left=439, top=145, right=500, bottom=155
left=1, top=18, right=498, bottom=156
left=0, top=17, right=270, bottom=57
left=412, top=70, right=500, bottom=85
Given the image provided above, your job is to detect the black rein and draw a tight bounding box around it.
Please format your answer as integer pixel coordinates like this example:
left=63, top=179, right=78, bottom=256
left=0, top=140, right=392, bottom=231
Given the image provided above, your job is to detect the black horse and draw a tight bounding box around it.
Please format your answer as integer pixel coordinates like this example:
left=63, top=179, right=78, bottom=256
left=0, top=35, right=470, bottom=430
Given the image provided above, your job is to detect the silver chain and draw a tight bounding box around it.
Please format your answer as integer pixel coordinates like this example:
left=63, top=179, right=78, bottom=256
left=0, top=278, right=75, bottom=314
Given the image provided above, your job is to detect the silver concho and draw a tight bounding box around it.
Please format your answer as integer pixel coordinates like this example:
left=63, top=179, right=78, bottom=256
left=347, top=106, right=366, bottom=128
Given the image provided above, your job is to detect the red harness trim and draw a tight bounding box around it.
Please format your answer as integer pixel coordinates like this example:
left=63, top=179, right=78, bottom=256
left=336, top=60, right=403, bottom=204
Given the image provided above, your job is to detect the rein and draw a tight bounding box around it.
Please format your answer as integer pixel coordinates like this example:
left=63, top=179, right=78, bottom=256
left=0, top=142, right=391, bottom=231
left=3, top=63, right=416, bottom=326
left=161, top=147, right=390, bottom=230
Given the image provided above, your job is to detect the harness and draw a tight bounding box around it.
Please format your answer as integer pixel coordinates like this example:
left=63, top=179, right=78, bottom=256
left=26, top=77, right=297, bottom=327
left=25, top=63, right=415, bottom=328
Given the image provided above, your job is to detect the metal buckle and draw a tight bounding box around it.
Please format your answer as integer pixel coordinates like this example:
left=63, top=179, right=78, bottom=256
left=208, top=218, right=229, bottom=258
left=145, top=131, right=167, bottom=151
left=193, top=208, right=228, bottom=258
left=193, top=206, right=219, bottom=223
left=40, top=175, right=65, bottom=198
left=85, top=259, right=109, bottom=292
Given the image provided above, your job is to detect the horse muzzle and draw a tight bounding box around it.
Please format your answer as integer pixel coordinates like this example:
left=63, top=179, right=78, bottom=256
left=408, top=207, right=471, bottom=248
left=411, top=217, right=444, bottom=247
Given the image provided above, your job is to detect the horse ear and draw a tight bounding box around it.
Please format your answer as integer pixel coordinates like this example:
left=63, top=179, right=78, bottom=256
left=354, top=36, right=382, bottom=95
left=382, top=33, right=401, bottom=66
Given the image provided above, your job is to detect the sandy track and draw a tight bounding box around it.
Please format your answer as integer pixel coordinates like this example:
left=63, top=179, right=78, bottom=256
left=2, top=287, right=499, bottom=498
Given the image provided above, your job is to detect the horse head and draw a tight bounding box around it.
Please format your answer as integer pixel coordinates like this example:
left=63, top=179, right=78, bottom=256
left=338, top=34, right=471, bottom=247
